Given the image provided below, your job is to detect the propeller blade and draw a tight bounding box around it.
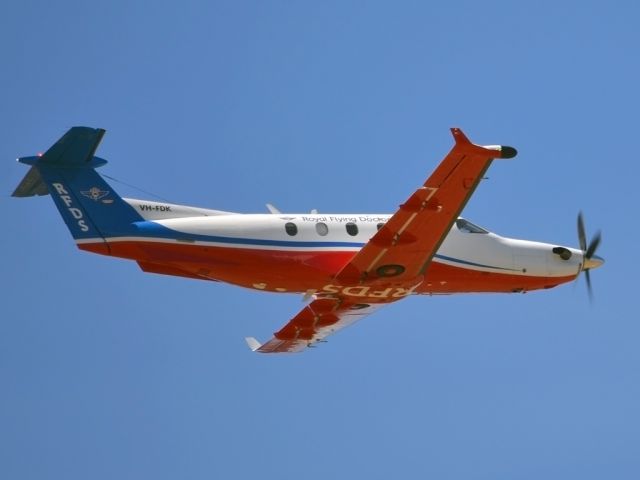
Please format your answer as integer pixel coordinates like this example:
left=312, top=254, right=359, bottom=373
left=585, top=269, right=593, bottom=302
left=586, top=231, right=602, bottom=260
left=577, top=212, right=587, bottom=253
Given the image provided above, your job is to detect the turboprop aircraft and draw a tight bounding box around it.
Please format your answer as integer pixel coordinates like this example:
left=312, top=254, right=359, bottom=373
left=12, top=127, right=604, bottom=353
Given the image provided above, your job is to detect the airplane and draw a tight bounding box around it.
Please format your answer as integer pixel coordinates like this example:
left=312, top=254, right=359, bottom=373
left=12, top=127, right=604, bottom=353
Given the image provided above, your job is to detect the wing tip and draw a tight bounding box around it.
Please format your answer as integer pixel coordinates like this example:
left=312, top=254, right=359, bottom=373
left=244, top=336, right=262, bottom=352
left=450, top=127, right=471, bottom=145
left=450, top=128, right=517, bottom=159
left=499, top=145, right=518, bottom=159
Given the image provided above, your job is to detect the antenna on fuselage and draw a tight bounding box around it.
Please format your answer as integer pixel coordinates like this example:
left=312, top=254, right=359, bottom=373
left=266, top=203, right=281, bottom=214
left=267, top=203, right=318, bottom=215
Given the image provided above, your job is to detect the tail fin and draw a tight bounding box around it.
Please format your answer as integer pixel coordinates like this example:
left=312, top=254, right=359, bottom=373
left=13, top=127, right=143, bottom=244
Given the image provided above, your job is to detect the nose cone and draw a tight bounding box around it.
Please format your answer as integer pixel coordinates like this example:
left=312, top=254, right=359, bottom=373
left=584, top=254, right=605, bottom=270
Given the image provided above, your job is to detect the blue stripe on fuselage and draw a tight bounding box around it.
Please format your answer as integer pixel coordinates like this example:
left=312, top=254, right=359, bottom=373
left=130, top=221, right=366, bottom=248
left=434, top=253, right=518, bottom=272
left=104, top=221, right=517, bottom=272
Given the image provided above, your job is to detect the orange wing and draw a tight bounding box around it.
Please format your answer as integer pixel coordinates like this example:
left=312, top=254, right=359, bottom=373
left=246, top=296, right=388, bottom=353
left=334, top=128, right=515, bottom=287
left=247, top=128, right=516, bottom=353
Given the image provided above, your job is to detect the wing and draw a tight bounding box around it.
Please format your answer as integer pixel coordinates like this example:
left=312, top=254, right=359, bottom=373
left=334, top=128, right=516, bottom=285
left=245, top=296, right=388, bottom=353
left=247, top=128, right=516, bottom=354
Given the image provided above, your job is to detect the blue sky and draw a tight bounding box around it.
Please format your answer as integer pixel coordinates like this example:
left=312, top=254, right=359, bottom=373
left=1, top=1, right=638, bottom=478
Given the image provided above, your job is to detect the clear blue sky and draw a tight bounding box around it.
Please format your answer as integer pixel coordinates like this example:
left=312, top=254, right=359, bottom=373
left=1, top=1, right=638, bottom=479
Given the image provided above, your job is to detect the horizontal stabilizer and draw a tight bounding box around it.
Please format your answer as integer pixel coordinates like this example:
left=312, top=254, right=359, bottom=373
left=13, top=127, right=108, bottom=197
left=12, top=126, right=143, bottom=240
left=12, top=166, right=48, bottom=197
left=39, top=127, right=106, bottom=166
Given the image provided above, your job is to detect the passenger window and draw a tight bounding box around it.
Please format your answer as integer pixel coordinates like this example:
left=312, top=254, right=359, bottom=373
left=285, top=222, right=298, bottom=236
left=346, top=222, right=358, bottom=236
left=316, top=222, right=329, bottom=236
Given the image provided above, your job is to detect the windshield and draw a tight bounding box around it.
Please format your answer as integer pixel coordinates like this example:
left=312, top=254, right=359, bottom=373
left=455, top=218, right=489, bottom=234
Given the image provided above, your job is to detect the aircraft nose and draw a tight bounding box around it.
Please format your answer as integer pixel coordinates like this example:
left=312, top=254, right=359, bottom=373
left=584, top=254, right=604, bottom=270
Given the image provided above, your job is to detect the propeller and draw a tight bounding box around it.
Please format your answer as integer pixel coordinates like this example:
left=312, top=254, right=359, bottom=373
left=577, top=211, right=603, bottom=301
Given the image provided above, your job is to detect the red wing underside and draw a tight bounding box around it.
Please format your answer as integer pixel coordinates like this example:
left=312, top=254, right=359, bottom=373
left=247, top=297, right=388, bottom=353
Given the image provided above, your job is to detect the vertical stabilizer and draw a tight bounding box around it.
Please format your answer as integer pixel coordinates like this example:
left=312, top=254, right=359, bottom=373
left=13, top=127, right=143, bottom=244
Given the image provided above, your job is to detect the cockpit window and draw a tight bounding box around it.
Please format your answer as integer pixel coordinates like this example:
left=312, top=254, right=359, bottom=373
left=456, top=218, right=489, bottom=234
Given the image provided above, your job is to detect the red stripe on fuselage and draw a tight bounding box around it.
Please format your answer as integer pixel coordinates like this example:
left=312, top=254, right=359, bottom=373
left=77, top=239, right=576, bottom=294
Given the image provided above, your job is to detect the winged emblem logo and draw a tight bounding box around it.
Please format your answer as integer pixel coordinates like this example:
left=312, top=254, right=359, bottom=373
left=81, top=186, right=110, bottom=201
